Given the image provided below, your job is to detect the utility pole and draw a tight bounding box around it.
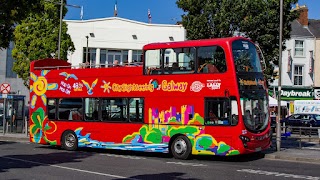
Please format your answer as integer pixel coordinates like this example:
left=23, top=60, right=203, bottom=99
left=276, top=0, right=284, bottom=151
left=46, top=0, right=81, bottom=59
left=57, top=0, right=63, bottom=59
left=86, top=36, right=89, bottom=65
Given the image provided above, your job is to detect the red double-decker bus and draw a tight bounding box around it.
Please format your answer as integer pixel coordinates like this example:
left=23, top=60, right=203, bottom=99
left=29, top=37, right=271, bottom=159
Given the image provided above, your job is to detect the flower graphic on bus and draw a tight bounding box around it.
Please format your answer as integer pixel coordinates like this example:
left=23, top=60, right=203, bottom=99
left=100, top=80, right=112, bottom=93
left=59, top=72, right=78, bottom=80
left=30, top=107, right=57, bottom=145
left=82, top=79, right=98, bottom=95
left=30, top=70, right=58, bottom=108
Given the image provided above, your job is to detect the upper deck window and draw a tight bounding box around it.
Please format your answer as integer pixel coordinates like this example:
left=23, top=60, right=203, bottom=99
left=232, top=40, right=262, bottom=72
left=144, top=45, right=226, bottom=75
left=197, top=46, right=226, bottom=73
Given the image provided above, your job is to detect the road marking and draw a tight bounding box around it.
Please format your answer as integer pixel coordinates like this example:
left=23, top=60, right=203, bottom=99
left=166, top=161, right=207, bottom=167
left=1, top=156, right=138, bottom=180
left=237, top=169, right=320, bottom=179
left=99, top=153, right=146, bottom=160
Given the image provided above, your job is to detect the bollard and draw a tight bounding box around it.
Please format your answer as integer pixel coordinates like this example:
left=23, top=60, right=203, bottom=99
left=282, top=122, right=286, bottom=134
left=299, top=127, right=302, bottom=149
left=309, top=124, right=312, bottom=138
left=25, top=117, right=28, bottom=137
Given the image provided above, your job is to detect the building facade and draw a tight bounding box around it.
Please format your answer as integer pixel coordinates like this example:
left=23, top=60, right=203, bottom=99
left=65, top=17, right=186, bottom=67
left=269, top=4, right=320, bottom=114
left=0, top=42, right=29, bottom=104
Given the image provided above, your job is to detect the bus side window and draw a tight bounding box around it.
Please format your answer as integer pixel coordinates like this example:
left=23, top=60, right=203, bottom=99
left=205, top=97, right=237, bottom=126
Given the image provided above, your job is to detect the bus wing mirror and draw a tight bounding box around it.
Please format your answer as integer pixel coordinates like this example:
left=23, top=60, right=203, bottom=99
left=255, top=43, right=266, bottom=71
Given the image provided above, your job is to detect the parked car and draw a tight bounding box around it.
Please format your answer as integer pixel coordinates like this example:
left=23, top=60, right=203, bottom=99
left=280, top=113, right=320, bottom=134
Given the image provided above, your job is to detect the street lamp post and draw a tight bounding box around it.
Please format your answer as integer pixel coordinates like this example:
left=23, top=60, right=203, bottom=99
left=57, top=0, right=63, bottom=59
left=276, top=0, right=284, bottom=151
left=86, top=36, right=89, bottom=66
left=50, top=0, right=81, bottom=59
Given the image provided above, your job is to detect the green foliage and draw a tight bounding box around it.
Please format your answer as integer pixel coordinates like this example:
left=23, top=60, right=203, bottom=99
left=176, top=0, right=299, bottom=82
left=12, top=0, right=75, bottom=87
left=0, top=0, right=41, bottom=49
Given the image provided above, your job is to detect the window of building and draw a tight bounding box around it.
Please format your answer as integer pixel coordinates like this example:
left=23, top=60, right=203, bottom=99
left=132, top=50, right=142, bottom=62
left=294, top=40, right=304, bottom=57
left=294, top=65, right=303, bottom=85
left=6, top=42, right=17, bottom=78
left=122, top=50, right=129, bottom=65
left=107, top=50, right=122, bottom=66
left=100, top=49, right=107, bottom=66
left=204, top=97, right=238, bottom=126
left=82, top=48, right=97, bottom=66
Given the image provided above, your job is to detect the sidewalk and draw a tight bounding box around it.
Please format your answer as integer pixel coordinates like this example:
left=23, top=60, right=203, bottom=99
left=0, top=132, right=319, bottom=164
left=263, top=135, right=320, bottom=164
left=0, top=132, right=29, bottom=142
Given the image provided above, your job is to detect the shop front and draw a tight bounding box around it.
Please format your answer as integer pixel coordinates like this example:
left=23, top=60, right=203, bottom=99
left=268, top=86, right=314, bottom=116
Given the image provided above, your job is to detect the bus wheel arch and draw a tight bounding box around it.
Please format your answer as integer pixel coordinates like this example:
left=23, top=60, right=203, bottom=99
left=169, top=134, right=192, bottom=160
left=61, top=130, right=78, bottom=151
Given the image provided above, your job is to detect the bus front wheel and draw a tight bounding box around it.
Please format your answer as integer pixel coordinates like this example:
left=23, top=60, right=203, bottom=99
left=62, top=130, right=78, bottom=151
left=171, top=135, right=192, bottom=160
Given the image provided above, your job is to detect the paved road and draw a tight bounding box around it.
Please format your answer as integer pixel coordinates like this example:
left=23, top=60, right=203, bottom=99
left=1, top=141, right=320, bottom=180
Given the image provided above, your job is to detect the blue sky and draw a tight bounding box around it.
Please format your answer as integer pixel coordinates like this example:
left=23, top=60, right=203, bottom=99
left=65, top=0, right=320, bottom=24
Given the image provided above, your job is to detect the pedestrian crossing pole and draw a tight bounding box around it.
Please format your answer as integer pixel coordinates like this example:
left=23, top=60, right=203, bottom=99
left=2, top=98, right=6, bottom=135
left=276, top=0, right=284, bottom=152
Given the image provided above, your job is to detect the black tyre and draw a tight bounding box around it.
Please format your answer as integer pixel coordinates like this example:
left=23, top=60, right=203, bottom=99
left=61, top=130, right=78, bottom=151
left=170, top=135, right=192, bottom=160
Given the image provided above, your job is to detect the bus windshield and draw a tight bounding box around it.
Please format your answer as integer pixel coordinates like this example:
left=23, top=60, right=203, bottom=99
left=241, top=91, right=269, bottom=132
left=232, top=40, right=262, bottom=72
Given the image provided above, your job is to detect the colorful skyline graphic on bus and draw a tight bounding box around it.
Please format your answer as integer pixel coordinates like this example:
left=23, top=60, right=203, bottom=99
left=73, top=105, right=239, bottom=156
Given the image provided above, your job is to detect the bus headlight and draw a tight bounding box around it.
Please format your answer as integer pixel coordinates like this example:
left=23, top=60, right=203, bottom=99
left=239, top=135, right=250, bottom=148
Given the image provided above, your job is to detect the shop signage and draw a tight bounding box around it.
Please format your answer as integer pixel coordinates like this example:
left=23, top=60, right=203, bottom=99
left=314, top=89, right=320, bottom=100
left=268, top=87, right=314, bottom=100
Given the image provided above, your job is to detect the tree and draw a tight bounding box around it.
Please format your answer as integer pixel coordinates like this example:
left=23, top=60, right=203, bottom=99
left=12, top=1, right=75, bottom=86
left=0, top=0, right=41, bottom=49
left=176, top=0, right=299, bottom=82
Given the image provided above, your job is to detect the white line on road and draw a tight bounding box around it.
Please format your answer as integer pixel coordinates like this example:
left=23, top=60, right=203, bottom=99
left=237, top=169, right=320, bottom=180
left=166, top=161, right=207, bottom=167
left=1, top=156, right=138, bottom=180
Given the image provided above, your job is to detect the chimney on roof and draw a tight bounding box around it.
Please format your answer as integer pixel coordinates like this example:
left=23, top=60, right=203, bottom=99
left=293, top=3, right=308, bottom=27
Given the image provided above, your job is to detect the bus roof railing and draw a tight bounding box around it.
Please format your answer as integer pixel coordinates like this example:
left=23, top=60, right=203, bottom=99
left=33, top=62, right=143, bottom=70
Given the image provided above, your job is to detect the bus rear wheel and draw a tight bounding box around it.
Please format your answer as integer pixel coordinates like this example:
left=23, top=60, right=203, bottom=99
left=62, top=130, right=78, bottom=151
left=171, top=135, right=192, bottom=160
